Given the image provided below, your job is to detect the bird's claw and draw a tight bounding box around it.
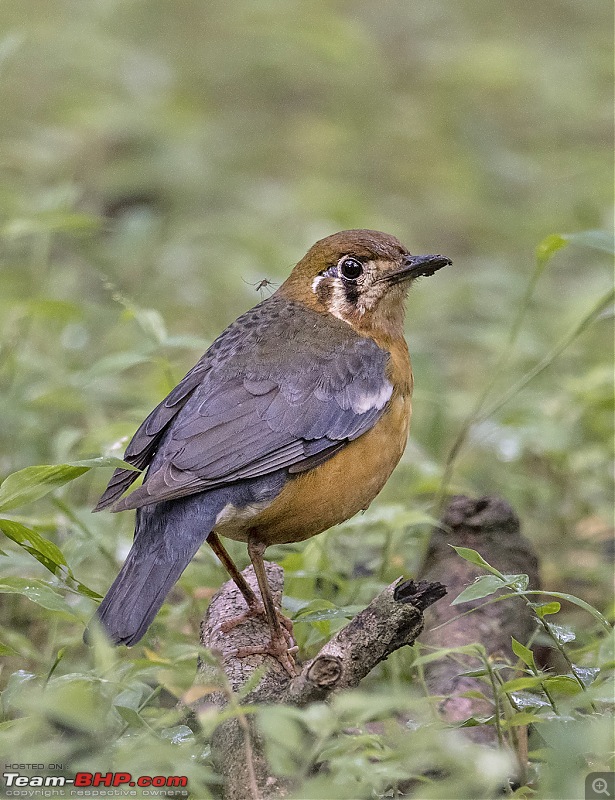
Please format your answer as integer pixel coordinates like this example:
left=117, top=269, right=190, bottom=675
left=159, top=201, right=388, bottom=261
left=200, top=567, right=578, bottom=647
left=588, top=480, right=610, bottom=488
left=233, top=635, right=299, bottom=677
left=219, top=602, right=294, bottom=637
left=219, top=601, right=298, bottom=676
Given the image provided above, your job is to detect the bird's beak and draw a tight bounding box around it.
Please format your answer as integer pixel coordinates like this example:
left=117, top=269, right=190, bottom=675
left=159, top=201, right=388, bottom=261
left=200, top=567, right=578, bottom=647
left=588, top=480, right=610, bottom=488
left=380, top=253, right=452, bottom=285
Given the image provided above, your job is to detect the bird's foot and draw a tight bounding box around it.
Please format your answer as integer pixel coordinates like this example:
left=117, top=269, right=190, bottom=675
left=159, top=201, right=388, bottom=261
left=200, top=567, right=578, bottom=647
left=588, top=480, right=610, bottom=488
left=218, top=602, right=294, bottom=638
left=217, top=602, right=298, bottom=676
left=234, top=636, right=299, bottom=677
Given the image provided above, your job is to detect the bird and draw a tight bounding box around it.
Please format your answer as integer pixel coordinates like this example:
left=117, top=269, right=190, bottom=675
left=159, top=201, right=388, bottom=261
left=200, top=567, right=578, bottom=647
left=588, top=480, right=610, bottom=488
left=88, top=229, right=451, bottom=673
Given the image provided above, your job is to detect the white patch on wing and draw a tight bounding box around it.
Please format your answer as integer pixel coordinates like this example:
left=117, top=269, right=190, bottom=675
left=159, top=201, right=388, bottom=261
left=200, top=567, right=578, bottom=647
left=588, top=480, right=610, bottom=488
left=214, top=501, right=269, bottom=527
left=351, top=381, right=393, bottom=414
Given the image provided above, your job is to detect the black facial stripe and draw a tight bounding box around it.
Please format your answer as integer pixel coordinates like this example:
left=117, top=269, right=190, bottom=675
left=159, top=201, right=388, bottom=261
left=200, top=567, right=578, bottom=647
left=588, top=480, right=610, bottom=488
left=343, top=280, right=360, bottom=305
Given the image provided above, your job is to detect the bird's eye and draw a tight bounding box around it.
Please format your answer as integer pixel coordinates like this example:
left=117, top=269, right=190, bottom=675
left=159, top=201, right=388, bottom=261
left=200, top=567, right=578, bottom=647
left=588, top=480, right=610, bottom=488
left=339, top=257, right=363, bottom=281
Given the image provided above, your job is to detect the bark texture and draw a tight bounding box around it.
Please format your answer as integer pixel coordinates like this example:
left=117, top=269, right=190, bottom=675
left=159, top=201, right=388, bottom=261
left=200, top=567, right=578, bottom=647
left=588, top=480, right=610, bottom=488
left=194, top=564, right=445, bottom=799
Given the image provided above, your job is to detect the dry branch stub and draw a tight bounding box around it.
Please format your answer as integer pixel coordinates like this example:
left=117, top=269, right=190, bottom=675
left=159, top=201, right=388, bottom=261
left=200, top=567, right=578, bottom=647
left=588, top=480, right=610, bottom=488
left=193, top=562, right=445, bottom=798
left=420, top=494, right=541, bottom=747
left=191, top=494, right=540, bottom=798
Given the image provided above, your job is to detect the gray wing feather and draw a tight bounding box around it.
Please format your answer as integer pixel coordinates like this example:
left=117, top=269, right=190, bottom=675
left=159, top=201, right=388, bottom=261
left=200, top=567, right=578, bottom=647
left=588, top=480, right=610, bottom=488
left=94, top=361, right=210, bottom=510
left=100, top=298, right=393, bottom=512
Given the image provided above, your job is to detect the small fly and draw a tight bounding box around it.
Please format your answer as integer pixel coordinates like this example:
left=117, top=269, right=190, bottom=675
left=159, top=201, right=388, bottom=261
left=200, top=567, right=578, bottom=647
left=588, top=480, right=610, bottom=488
left=242, top=277, right=278, bottom=299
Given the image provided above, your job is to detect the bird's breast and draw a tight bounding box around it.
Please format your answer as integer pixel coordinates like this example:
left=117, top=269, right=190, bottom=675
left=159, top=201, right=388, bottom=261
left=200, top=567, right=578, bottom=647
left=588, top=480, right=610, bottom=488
left=214, top=388, right=412, bottom=547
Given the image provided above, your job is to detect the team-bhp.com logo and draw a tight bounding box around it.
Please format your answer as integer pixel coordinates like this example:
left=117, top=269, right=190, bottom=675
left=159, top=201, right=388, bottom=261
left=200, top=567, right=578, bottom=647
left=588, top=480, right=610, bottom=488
left=3, top=770, right=188, bottom=796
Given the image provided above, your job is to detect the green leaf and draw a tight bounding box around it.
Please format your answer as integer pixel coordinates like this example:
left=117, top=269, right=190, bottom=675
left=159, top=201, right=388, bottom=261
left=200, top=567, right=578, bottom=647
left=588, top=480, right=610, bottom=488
left=85, top=352, right=150, bottom=378
left=511, top=638, right=536, bottom=669
left=450, top=546, right=505, bottom=579
left=0, top=640, right=18, bottom=656
left=460, top=690, right=490, bottom=701
left=521, top=591, right=611, bottom=632
left=543, top=593, right=611, bottom=631
left=68, top=457, right=139, bottom=471
left=0, top=458, right=138, bottom=512
left=258, top=706, right=307, bottom=776
left=160, top=725, right=195, bottom=744
left=458, top=665, right=509, bottom=680
left=0, top=519, right=100, bottom=599
left=0, top=518, right=67, bottom=572
left=532, top=601, right=561, bottom=618
left=451, top=574, right=506, bottom=605
left=536, top=233, right=568, bottom=270
left=564, top=229, right=615, bottom=255
left=132, top=307, right=168, bottom=344
left=502, top=711, right=545, bottom=728
left=599, top=634, right=615, bottom=668
left=114, top=685, right=150, bottom=709
left=26, top=298, right=84, bottom=322
left=114, top=705, right=146, bottom=727
left=499, top=676, right=547, bottom=693
left=294, top=606, right=359, bottom=623
left=458, top=715, right=494, bottom=727
left=46, top=648, right=66, bottom=683
left=479, top=285, right=615, bottom=422
left=3, top=212, right=101, bottom=238
left=502, top=573, right=529, bottom=591
left=0, top=465, right=89, bottom=511
left=332, top=690, right=413, bottom=726
left=542, top=676, right=582, bottom=696
left=0, top=577, right=80, bottom=617
left=411, top=644, right=484, bottom=667
left=163, top=335, right=212, bottom=350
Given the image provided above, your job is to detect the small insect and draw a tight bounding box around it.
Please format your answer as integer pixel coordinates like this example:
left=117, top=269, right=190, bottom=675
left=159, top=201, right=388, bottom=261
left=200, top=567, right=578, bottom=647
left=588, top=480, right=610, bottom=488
left=242, top=277, right=278, bottom=299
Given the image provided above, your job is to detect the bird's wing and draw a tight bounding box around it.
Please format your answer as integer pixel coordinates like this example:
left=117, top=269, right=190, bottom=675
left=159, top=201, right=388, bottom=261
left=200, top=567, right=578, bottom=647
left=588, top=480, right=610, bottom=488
left=96, top=297, right=393, bottom=512
left=94, top=359, right=210, bottom=510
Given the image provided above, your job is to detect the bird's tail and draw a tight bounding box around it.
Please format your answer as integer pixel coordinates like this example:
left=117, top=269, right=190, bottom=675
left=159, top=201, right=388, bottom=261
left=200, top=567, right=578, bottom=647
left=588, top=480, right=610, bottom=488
left=85, top=495, right=222, bottom=646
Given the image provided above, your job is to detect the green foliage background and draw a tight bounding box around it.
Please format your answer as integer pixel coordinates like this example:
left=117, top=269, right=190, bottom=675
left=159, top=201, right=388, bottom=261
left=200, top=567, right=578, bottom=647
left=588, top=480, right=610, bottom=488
left=0, top=1, right=612, bottom=798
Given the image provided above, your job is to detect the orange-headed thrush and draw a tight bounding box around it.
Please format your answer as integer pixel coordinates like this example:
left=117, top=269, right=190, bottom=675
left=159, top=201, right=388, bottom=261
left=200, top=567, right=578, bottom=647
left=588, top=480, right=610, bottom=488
left=90, top=230, right=451, bottom=671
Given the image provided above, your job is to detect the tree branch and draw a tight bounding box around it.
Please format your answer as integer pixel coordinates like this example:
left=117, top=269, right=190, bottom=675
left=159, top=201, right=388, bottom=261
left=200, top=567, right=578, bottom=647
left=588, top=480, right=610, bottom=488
left=191, top=494, right=541, bottom=798
left=192, top=564, right=445, bottom=798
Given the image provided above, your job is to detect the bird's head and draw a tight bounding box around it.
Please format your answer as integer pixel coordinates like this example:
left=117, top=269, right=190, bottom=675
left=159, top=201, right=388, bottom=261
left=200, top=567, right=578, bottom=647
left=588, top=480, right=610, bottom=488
left=277, top=230, right=452, bottom=340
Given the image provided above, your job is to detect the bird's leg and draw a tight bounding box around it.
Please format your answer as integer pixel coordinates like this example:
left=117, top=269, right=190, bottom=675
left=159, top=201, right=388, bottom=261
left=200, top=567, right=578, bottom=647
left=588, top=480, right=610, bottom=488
left=207, top=532, right=259, bottom=609
left=231, top=534, right=297, bottom=676
left=207, top=532, right=293, bottom=640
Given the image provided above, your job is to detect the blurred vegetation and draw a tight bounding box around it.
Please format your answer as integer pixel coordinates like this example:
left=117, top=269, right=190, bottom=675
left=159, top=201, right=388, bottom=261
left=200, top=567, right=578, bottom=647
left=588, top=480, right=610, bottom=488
left=0, top=0, right=612, bottom=797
